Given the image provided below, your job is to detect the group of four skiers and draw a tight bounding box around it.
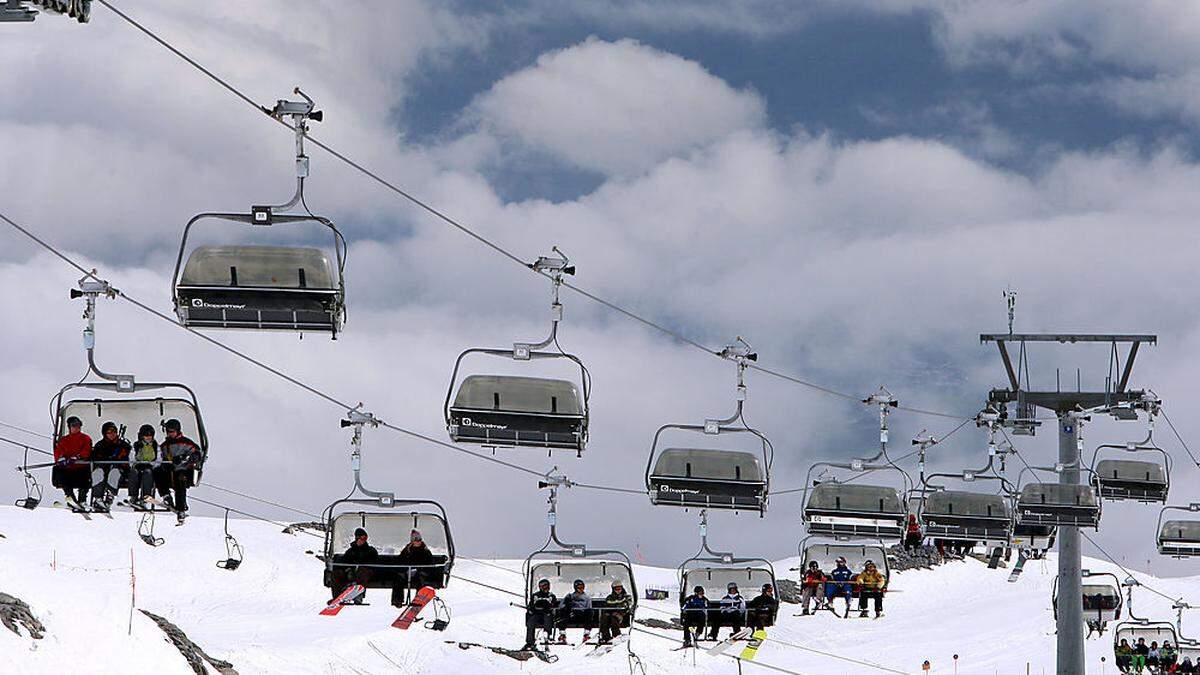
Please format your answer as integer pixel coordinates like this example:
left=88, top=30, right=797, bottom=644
left=1116, top=638, right=1196, bottom=673
left=52, top=416, right=201, bottom=522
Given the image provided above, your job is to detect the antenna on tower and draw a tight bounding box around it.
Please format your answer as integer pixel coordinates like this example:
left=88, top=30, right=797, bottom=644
left=1003, top=287, right=1017, bottom=335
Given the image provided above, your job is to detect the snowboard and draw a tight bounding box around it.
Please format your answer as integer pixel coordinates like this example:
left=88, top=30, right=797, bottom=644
left=705, top=627, right=751, bottom=656
left=585, top=634, right=628, bottom=658
left=739, top=629, right=767, bottom=660
left=449, top=641, right=556, bottom=663
left=392, top=586, right=436, bottom=629
left=987, top=547, right=1003, bottom=569
left=321, top=584, right=366, bottom=616
left=1008, top=551, right=1029, bottom=582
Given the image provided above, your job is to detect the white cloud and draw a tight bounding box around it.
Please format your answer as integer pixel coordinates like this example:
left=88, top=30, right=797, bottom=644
left=469, top=37, right=766, bottom=175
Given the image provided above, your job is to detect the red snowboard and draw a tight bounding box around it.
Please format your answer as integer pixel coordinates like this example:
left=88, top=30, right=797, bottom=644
left=392, top=586, right=436, bottom=629
left=321, top=584, right=365, bottom=616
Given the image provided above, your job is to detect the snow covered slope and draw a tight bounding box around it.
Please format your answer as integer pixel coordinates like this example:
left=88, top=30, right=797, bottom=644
left=1, top=504, right=1195, bottom=674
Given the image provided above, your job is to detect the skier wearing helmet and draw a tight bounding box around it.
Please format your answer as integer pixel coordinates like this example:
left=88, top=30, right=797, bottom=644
left=824, top=557, right=855, bottom=618
left=154, top=418, right=201, bottom=522
left=52, top=415, right=92, bottom=507
left=747, top=583, right=779, bottom=629
left=558, top=579, right=594, bottom=643
left=523, top=578, right=558, bottom=651
left=800, top=560, right=826, bottom=615
left=857, top=560, right=886, bottom=618
left=681, top=585, right=710, bottom=646
left=709, top=582, right=746, bottom=640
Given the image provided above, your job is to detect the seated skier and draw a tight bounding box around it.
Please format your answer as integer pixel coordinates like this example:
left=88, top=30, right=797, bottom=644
left=52, top=416, right=92, bottom=507
left=709, top=582, right=745, bottom=641
left=681, top=585, right=709, bottom=646
left=1114, top=638, right=1133, bottom=673
left=392, top=529, right=435, bottom=606
left=557, top=579, right=595, bottom=644
left=154, top=418, right=202, bottom=523
left=598, top=580, right=632, bottom=644
left=89, top=421, right=130, bottom=512
left=747, top=583, right=779, bottom=629
left=523, top=578, right=558, bottom=651
left=329, top=527, right=378, bottom=602
left=824, top=557, right=855, bottom=618
left=800, top=560, right=826, bottom=615
left=857, top=560, right=886, bottom=618
left=127, top=424, right=159, bottom=507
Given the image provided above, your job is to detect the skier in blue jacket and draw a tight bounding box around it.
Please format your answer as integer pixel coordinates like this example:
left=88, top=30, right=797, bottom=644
left=824, top=556, right=855, bottom=618
left=681, top=585, right=710, bottom=646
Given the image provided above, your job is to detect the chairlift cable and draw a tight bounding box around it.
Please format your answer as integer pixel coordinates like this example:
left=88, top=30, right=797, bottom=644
left=0, top=434, right=51, bottom=456
left=188, top=495, right=322, bottom=539
left=199, top=483, right=323, bottom=520
left=1079, top=529, right=1190, bottom=607
left=93, top=0, right=975, bottom=423
left=1159, top=407, right=1200, bottom=468
left=0, top=421, right=50, bottom=440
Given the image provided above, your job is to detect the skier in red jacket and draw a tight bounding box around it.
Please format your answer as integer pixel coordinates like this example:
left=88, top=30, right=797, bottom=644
left=799, top=560, right=826, bottom=615
left=904, top=514, right=923, bottom=552
left=52, top=416, right=92, bottom=506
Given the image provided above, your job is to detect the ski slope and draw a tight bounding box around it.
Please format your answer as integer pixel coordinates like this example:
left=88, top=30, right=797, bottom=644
left=1, top=504, right=1195, bottom=674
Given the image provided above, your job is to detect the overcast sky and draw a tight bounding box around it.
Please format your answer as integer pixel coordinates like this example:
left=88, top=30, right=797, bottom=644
left=2, top=1, right=1199, bottom=574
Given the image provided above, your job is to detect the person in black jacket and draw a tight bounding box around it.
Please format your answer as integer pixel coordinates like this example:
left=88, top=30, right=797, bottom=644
left=746, top=583, right=779, bottom=630
left=154, top=418, right=201, bottom=522
left=330, top=527, right=378, bottom=600
left=598, top=581, right=633, bottom=643
left=90, top=421, right=131, bottom=512
left=391, top=529, right=436, bottom=607
left=523, top=578, right=558, bottom=650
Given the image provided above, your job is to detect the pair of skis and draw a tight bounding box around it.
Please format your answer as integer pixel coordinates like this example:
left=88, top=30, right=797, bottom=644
left=320, top=584, right=437, bottom=630
left=451, top=642, right=557, bottom=663
left=700, top=628, right=768, bottom=661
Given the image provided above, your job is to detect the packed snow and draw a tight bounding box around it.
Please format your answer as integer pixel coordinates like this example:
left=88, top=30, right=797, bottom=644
left=1, top=504, right=1196, bottom=674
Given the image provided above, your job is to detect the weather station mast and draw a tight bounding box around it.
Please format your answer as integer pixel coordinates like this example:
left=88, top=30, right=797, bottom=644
left=980, top=290, right=1157, bottom=675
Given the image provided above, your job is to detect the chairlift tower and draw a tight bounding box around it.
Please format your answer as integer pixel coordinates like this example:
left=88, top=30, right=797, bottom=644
left=981, top=330, right=1156, bottom=675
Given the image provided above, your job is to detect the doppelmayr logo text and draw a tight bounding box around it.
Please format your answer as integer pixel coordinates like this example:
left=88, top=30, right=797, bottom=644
left=460, top=417, right=508, bottom=430
left=192, top=298, right=247, bottom=309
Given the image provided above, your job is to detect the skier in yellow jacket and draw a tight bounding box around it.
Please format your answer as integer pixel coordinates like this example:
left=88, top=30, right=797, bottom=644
left=857, top=560, right=886, bottom=618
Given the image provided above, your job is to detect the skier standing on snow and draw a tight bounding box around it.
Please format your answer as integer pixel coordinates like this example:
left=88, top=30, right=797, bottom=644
left=857, top=560, right=886, bottom=618
left=709, top=582, right=745, bottom=640
left=800, top=560, right=826, bottom=615
left=598, top=580, right=632, bottom=644
left=904, top=514, right=923, bottom=552
left=746, top=583, right=779, bottom=629
left=393, top=529, right=435, bottom=606
left=330, top=527, right=378, bottom=601
left=89, top=421, right=131, bottom=512
left=522, top=578, right=558, bottom=651
left=681, top=585, right=709, bottom=646
left=824, top=557, right=855, bottom=618
left=52, top=415, right=92, bottom=507
left=127, top=424, right=159, bottom=506
left=155, top=418, right=201, bottom=522
left=558, top=579, right=594, bottom=643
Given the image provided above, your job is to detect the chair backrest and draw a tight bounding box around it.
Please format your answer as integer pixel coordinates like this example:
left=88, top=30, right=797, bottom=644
left=1019, top=483, right=1098, bottom=508
left=1096, top=459, right=1167, bottom=484
left=58, top=398, right=204, bottom=450
left=1160, top=519, right=1200, bottom=543
left=452, top=375, right=582, bottom=415
left=528, top=560, right=635, bottom=603
left=680, top=565, right=774, bottom=602
left=651, top=448, right=763, bottom=482
left=329, top=512, right=451, bottom=558
left=806, top=482, right=905, bottom=516
left=924, top=490, right=1011, bottom=520
left=181, top=245, right=336, bottom=289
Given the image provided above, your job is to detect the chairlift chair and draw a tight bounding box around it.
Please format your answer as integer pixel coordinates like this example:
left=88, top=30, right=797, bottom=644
left=918, top=470, right=1015, bottom=548
left=1157, top=504, right=1200, bottom=558
left=216, top=508, right=244, bottom=571
left=53, top=381, right=210, bottom=482
left=1090, top=437, right=1170, bottom=503
left=1014, top=466, right=1101, bottom=529
left=445, top=370, right=588, bottom=453
left=1052, top=571, right=1122, bottom=635
left=1011, top=522, right=1057, bottom=553
left=523, top=544, right=637, bottom=631
left=170, top=89, right=347, bottom=338
left=678, top=517, right=777, bottom=631
left=322, top=498, right=455, bottom=591
left=646, top=428, right=770, bottom=515
left=803, top=480, right=908, bottom=540
left=799, top=538, right=890, bottom=594
left=1113, top=621, right=1179, bottom=659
